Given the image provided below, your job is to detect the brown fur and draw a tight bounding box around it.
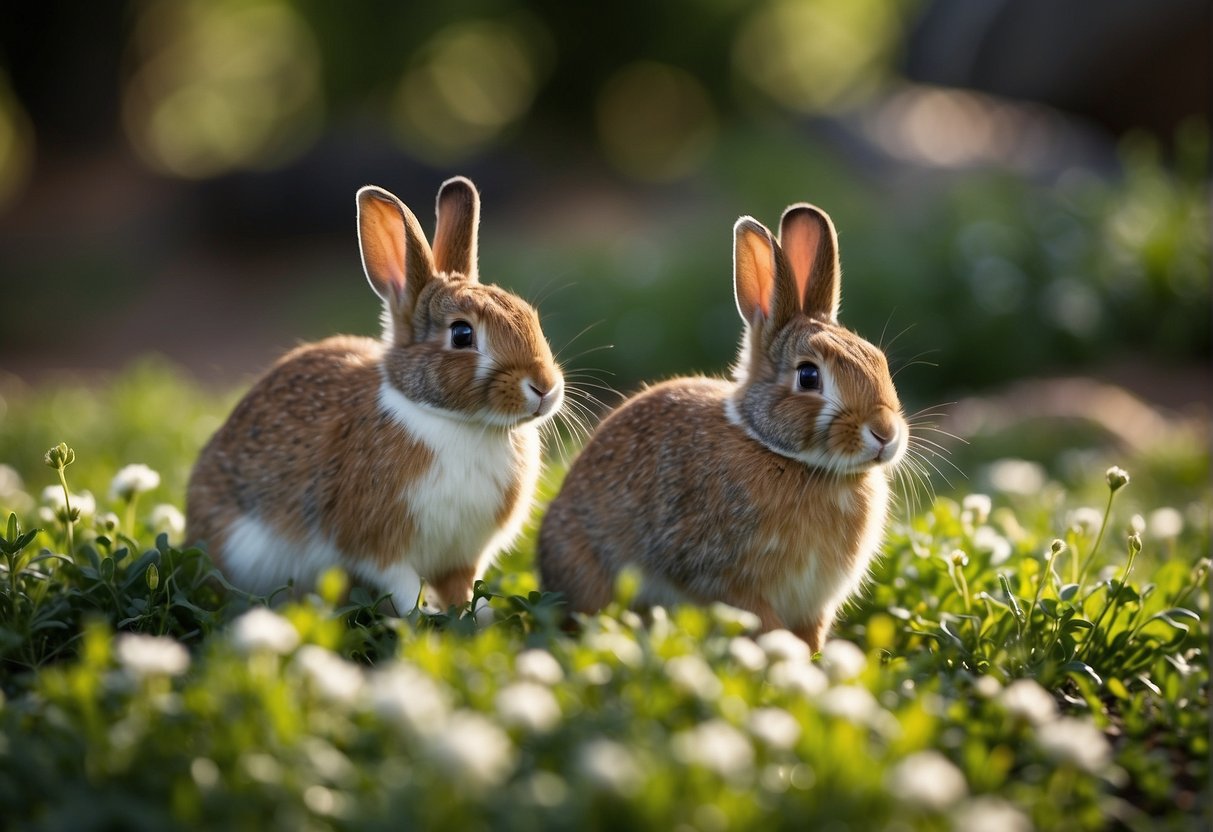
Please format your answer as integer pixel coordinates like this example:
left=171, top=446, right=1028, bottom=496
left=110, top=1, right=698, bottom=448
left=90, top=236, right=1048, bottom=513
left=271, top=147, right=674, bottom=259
left=187, top=336, right=432, bottom=567
left=538, top=203, right=906, bottom=647
left=186, top=178, right=563, bottom=606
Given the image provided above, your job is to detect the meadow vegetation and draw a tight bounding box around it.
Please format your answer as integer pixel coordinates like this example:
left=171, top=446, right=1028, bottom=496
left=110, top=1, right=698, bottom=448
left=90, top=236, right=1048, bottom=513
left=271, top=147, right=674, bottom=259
left=0, top=364, right=1207, bottom=831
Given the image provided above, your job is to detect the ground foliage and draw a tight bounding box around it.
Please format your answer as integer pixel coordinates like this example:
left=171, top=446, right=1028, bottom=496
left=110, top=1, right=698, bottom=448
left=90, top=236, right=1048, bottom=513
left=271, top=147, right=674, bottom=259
left=0, top=368, right=1208, bottom=831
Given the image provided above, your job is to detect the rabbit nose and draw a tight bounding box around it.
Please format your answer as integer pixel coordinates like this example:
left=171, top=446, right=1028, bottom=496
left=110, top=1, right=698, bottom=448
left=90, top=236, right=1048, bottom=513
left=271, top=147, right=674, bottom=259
left=868, top=425, right=893, bottom=446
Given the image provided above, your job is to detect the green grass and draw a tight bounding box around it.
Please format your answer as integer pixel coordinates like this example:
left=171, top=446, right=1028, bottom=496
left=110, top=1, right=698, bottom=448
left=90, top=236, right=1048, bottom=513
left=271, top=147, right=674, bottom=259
left=0, top=364, right=1208, bottom=831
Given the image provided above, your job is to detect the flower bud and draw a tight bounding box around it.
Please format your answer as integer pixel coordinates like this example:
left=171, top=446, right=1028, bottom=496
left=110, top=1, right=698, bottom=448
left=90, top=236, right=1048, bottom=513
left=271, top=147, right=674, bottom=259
left=43, top=443, right=76, bottom=470
left=1105, top=466, right=1129, bottom=492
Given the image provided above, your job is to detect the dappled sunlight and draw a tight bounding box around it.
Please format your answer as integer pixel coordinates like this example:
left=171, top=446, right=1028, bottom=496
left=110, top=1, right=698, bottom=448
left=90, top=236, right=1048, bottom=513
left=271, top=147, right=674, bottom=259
left=121, top=0, right=322, bottom=178
left=0, top=71, right=33, bottom=208
left=860, top=83, right=1083, bottom=170
left=733, top=0, right=901, bottom=112
left=595, top=61, right=718, bottom=181
left=391, top=17, right=551, bottom=164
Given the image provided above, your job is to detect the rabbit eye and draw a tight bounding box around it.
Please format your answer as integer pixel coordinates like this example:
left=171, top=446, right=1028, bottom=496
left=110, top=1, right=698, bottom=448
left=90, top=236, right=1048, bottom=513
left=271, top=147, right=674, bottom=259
left=450, top=321, right=475, bottom=349
left=796, top=362, right=821, bottom=391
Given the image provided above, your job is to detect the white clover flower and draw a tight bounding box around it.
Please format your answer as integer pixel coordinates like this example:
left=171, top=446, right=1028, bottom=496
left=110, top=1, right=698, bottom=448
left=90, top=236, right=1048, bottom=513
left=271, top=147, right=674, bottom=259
left=728, top=636, right=767, bottom=672
left=1148, top=507, right=1183, bottom=540
left=756, top=629, right=811, bottom=664
left=817, top=685, right=881, bottom=724
left=665, top=654, right=722, bottom=700
left=109, top=464, right=161, bottom=502
left=1068, top=507, right=1103, bottom=535
left=301, top=737, right=356, bottom=784
left=39, top=486, right=96, bottom=523
left=515, top=649, right=564, bottom=686
left=578, top=662, right=612, bottom=685
left=0, top=464, right=23, bottom=496
left=974, top=676, right=1002, bottom=699
left=0, top=465, right=32, bottom=514
left=190, top=757, right=221, bottom=790
left=820, top=640, right=866, bottom=682
left=242, top=752, right=283, bottom=784
left=962, top=494, right=992, bottom=526
left=710, top=602, right=761, bottom=632
left=293, top=645, right=364, bottom=704
left=495, top=681, right=562, bottom=733
left=951, top=796, right=1032, bottom=832
left=973, top=526, right=1012, bottom=566
left=97, top=512, right=121, bottom=534
left=986, top=459, right=1046, bottom=496
left=370, top=662, right=450, bottom=731
left=768, top=660, right=828, bottom=697
left=747, top=707, right=801, bottom=750
left=426, top=710, right=516, bottom=789
left=578, top=739, right=642, bottom=795
left=1128, top=514, right=1146, bottom=535
left=148, top=504, right=185, bottom=539
left=518, top=771, right=569, bottom=808
left=886, top=751, right=968, bottom=810
left=671, top=719, right=754, bottom=779
left=585, top=631, right=643, bottom=667
left=1036, top=717, right=1111, bottom=773
left=229, top=607, right=300, bottom=655
left=114, top=632, right=190, bottom=678
left=997, top=678, right=1057, bottom=726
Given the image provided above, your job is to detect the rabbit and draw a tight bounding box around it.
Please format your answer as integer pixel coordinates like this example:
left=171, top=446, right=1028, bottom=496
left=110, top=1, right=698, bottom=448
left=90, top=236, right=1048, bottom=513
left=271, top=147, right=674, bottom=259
left=187, top=177, right=564, bottom=611
left=537, top=203, right=907, bottom=651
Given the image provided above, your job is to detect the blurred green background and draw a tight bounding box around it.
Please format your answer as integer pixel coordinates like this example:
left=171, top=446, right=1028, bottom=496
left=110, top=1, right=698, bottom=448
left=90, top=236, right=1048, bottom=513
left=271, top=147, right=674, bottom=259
left=0, top=1, right=1208, bottom=458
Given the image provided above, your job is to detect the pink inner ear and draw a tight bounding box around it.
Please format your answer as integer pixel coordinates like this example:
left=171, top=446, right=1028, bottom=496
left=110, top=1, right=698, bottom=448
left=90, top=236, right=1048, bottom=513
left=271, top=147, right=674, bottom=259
left=737, top=229, right=774, bottom=318
left=782, top=213, right=822, bottom=307
left=361, top=196, right=408, bottom=294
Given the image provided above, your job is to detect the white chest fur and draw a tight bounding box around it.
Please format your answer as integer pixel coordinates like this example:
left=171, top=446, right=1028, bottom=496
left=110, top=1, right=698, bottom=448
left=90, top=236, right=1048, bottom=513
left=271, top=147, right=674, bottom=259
left=378, top=382, right=539, bottom=578
left=767, top=470, right=891, bottom=628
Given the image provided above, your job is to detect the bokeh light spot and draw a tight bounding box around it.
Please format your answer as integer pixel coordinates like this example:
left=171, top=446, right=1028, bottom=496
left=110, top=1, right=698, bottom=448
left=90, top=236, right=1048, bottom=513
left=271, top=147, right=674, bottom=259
left=122, top=0, right=322, bottom=179
left=0, top=70, right=34, bottom=207
left=596, top=61, right=717, bottom=182
left=733, top=0, right=899, bottom=112
left=392, top=19, right=550, bottom=164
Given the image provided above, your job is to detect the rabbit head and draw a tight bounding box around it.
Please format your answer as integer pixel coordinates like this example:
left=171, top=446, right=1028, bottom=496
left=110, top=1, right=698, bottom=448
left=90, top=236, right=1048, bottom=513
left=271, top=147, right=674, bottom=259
left=729, top=204, right=907, bottom=475
left=357, top=177, right=563, bottom=428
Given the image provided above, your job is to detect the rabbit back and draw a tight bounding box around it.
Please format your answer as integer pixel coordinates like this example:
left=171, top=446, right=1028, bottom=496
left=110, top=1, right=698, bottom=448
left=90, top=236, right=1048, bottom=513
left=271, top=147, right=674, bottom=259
left=187, top=335, right=537, bottom=602
left=538, top=376, right=889, bottom=642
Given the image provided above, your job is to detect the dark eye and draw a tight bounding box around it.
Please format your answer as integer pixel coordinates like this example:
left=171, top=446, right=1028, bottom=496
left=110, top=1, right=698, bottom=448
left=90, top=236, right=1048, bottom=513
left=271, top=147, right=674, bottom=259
left=796, top=362, right=821, bottom=391
left=450, top=321, right=475, bottom=349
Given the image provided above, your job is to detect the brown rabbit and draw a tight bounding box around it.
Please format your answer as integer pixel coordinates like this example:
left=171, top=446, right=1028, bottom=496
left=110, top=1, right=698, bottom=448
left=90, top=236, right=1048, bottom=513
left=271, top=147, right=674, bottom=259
left=187, top=178, right=563, bottom=610
left=538, top=204, right=906, bottom=650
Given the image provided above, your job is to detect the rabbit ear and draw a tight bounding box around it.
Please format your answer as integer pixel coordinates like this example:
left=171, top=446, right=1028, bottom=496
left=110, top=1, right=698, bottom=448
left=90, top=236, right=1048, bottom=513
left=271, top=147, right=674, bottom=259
left=357, top=186, right=436, bottom=314
left=779, top=203, right=840, bottom=321
left=432, top=176, right=480, bottom=280
left=733, top=216, right=799, bottom=329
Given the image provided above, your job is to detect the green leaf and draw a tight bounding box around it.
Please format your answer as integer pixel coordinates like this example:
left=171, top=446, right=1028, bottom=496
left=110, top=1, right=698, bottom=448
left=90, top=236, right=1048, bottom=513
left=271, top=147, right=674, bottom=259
left=1148, top=608, right=1200, bottom=633
left=1106, top=677, right=1131, bottom=700
left=1061, top=660, right=1103, bottom=686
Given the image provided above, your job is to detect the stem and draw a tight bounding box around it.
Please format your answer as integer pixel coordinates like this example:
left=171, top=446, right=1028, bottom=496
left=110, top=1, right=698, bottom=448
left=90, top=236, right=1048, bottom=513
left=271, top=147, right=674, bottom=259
left=1081, top=540, right=1139, bottom=663
left=124, top=496, right=137, bottom=538
left=1076, top=490, right=1116, bottom=585
left=56, top=468, right=74, bottom=556
left=956, top=568, right=972, bottom=613
left=1031, top=545, right=1062, bottom=625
